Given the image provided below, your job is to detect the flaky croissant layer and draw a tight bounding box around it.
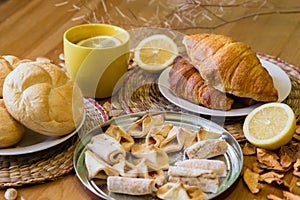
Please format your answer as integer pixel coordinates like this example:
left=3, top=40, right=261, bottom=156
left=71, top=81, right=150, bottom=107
left=169, top=56, right=234, bottom=110
left=183, top=33, right=278, bottom=102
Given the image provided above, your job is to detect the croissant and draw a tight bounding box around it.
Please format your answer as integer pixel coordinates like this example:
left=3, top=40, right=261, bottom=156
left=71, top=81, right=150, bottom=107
left=169, top=56, right=234, bottom=110
left=183, top=33, right=278, bottom=102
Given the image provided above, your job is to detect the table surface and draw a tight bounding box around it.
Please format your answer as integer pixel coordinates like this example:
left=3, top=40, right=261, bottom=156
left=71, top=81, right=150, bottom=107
left=1, top=0, right=300, bottom=199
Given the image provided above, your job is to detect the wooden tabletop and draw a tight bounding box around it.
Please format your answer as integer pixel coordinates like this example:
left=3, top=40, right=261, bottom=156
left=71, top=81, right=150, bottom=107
left=1, top=0, right=300, bottom=199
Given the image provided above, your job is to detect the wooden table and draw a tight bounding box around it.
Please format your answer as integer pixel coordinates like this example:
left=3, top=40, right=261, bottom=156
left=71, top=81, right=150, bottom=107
left=1, top=0, right=300, bottom=199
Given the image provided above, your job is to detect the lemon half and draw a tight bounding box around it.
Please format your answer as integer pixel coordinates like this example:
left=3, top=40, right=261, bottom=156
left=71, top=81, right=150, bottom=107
left=134, top=34, right=178, bottom=72
left=243, top=102, right=296, bottom=150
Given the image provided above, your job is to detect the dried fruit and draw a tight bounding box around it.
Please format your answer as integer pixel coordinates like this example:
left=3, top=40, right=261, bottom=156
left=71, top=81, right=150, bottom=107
left=296, top=125, right=300, bottom=134
left=260, top=171, right=284, bottom=184
left=242, top=142, right=256, bottom=155
left=243, top=167, right=262, bottom=194
left=293, top=159, right=300, bottom=177
left=257, top=148, right=284, bottom=171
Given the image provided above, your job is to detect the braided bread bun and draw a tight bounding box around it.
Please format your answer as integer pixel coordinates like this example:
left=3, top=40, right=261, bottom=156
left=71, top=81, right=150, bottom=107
left=0, top=55, right=31, bottom=98
left=3, top=61, right=84, bottom=136
left=2, top=55, right=31, bottom=67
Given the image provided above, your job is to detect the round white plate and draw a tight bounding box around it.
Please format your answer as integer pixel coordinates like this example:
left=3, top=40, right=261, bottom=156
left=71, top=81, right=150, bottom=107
left=0, top=112, right=86, bottom=156
left=158, top=58, right=291, bottom=117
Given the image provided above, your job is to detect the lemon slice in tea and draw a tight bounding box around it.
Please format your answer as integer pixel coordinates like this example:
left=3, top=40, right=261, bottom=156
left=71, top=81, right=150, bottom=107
left=77, top=36, right=122, bottom=48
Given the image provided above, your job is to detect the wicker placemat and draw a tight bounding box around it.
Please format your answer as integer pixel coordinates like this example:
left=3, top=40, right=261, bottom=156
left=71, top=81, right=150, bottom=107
left=113, top=53, right=300, bottom=141
left=0, top=98, right=108, bottom=188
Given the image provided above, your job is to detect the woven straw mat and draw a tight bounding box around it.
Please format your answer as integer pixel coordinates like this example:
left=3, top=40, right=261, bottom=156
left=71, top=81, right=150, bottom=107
left=0, top=98, right=108, bottom=188
left=114, top=53, right=300, bottom=142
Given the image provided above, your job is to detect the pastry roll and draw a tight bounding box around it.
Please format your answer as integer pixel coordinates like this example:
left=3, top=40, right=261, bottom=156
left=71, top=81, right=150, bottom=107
left=168, top=166, right=219, bottom=193
left=107, top=176, right=155, bottom=195
left=195, top=127, right=222, bottom=141
left=87, top=134, right=126, bottom=165
left=127, top=114, right=165, bottom=138
left=175, top=159, right=227, bottom=177
left=113, top=158, right=166, bottom=187
left=84, top=150, right=119, bottom=179
left=105, top=124, right=134, bottom=151
left=157, top=182, right=207, bottom=200
left=159, top=126, right=196, bottom=153
left=184, top=139, right=228, bottom=159
left=146, top=124, right=173, bottom=147
left=168, top=176, right=219, bottom=193
left=133, top=158, right=166, bottom=187
left=131, top=143, right=169, bottom=170
left=112, top=158, right=137, bottom=178
left=148, top=168, right=165, bottom=188
left=168, top=166, right=216, bottom=179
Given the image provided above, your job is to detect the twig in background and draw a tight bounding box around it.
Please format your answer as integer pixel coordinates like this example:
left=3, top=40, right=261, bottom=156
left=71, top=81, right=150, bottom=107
left=54, top=0, right=300, bottom=31
left=55, top=1, right=69, bottom=7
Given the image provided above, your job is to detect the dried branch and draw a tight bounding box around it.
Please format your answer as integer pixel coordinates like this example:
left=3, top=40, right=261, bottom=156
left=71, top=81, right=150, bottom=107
left=59, top=0, right=300, bottom=30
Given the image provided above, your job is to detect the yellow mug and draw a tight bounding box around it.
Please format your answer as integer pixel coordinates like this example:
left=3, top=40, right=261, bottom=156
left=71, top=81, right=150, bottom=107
left=63, top=24, right=130, bottom=98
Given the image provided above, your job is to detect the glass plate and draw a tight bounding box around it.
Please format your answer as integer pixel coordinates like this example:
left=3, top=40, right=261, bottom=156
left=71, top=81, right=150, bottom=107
left=158, top=58, right=291, bottom=117
left=73, top=111, right=243, bottom=200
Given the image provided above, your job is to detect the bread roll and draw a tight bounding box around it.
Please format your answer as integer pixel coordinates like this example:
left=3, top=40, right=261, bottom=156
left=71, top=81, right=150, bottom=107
left=0, top=55, right=30, bottom=98
left=2, top=55, right=21, bottom=66
left=2, top=55, right=30, bottom=68
left=3, top=61, right=84, bottom=136
left=0, top=56, right=14, bottom=98
left=0, top=99, right=25, bottom=148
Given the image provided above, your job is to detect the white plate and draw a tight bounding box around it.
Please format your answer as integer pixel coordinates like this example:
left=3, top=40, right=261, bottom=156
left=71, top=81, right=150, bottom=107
left=0, top=111, right=86, bottom=156
left=158, top=58, right=291, bottom=117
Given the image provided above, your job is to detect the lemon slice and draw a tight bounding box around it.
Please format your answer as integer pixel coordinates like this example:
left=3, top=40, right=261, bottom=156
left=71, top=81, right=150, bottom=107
left=134, top=34, right=178, bottom=72
left=77, top=36, right=122, bottom=48
left=243, top=102, right=296, bottom=150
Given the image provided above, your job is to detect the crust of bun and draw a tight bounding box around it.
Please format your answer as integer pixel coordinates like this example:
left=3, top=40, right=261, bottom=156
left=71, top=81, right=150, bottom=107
left=0, top=56, right=14, bottom=98
left=0, top=99, right=25, bottom=148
